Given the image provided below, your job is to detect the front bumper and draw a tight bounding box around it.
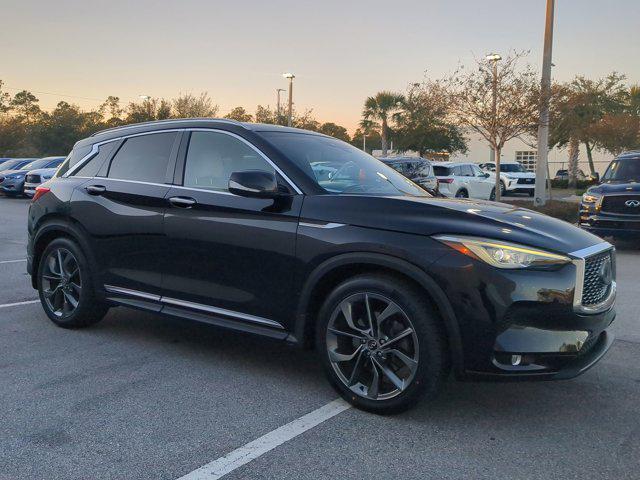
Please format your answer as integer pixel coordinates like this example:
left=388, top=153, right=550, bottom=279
left=579, top=203, right=640, bottom=239
left=0, top=179, right=25, bottom=194
left=23, top=182, right=40, bottom=197
left=504, top=179, right=534, bottom=192
left=428, top=245, right=616, bottom=381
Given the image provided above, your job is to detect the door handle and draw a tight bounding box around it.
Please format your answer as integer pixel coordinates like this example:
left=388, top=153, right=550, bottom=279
left=85, top=185, right=106, bottom=195
left=169, top=196, right=197, bottom=209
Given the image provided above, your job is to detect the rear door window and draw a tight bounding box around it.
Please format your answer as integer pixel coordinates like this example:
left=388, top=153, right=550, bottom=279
left=108, top=132, right=178, bottom=183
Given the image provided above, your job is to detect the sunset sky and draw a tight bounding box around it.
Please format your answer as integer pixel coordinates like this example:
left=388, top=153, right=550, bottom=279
left=2, top=0, right=639, bottom=132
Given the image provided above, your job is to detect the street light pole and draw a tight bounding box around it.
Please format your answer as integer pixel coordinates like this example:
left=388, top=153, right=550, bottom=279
left=486, top=53, right=502, bottom=200
left=535, top=0, right=555, bottom=207
left=282, top=73, right=295, bottom=127
left=276, top=88, right=285, bottom=119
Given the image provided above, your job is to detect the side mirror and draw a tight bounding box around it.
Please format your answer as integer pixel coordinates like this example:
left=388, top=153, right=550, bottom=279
left=228, top=170, right=280, bottom=198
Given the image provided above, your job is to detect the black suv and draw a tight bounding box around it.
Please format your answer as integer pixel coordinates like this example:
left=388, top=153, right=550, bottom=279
left=28, top=119, right=616, bottom=413
left=580, top=151, right=640, bottom=239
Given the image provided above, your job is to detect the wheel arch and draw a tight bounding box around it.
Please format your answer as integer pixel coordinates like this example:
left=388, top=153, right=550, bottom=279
left=30, top=215, right=100, bottom=291
left=293, top=252, right=464, bottom=375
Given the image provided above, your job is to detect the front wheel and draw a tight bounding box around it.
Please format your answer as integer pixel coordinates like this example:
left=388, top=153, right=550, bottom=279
left=489, top=187, right=496, bottom=201
left=316, top=274, right=449, bottom=414
left=37, top=237, right=109, bottom=328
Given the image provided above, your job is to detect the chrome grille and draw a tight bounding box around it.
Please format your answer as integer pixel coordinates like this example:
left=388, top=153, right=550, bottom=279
left=582, top=250, right=613, bottom=306
left=601, top=195, right=640, bottom=215
left=517, top=178, right=534, bottom=184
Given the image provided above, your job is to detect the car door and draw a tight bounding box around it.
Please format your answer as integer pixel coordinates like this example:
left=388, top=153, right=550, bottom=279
left=162, top=129, right=303, bottom=327
left=470, top=164, right=494, bottom=199
left=70, top=131, right=181, bottom=296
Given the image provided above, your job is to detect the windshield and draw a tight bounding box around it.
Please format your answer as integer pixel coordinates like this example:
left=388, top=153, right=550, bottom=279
left=501, top=163, right=526, bottom=173
left=261, top=132, right=429, bottom=196
left=1, top=159, right=30, bottom=171
left=602, top=158, right=640, bottom=183
left=21, top=158, right=54, bottom=171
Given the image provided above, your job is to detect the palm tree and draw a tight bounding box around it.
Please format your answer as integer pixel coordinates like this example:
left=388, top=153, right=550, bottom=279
left=362, top=91, right=404, bottom=156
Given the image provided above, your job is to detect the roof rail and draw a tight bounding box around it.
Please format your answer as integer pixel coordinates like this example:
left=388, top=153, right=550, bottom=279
left=90, top=118, right=247, bottom=137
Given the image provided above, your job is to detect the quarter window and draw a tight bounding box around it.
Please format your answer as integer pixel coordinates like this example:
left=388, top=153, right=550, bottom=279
left=183, top=131, right=275, bottom=192
left=74, top=142, right=118, bottom=178
left=108, top=132, right=177, bottom=183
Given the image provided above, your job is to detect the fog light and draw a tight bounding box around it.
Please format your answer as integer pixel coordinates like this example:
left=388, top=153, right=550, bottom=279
left=511, top=355, right=522, bottom=366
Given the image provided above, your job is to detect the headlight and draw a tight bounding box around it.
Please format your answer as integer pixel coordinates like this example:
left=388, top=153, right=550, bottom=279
left=434, top=235, right=571, bottom=269
left=6, top=173, right=25, bottom=180
left=582, top=192, right=600, bottom=204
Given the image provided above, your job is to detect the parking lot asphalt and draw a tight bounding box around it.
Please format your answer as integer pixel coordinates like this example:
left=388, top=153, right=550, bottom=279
left=1, top=197, right=639, bottom=480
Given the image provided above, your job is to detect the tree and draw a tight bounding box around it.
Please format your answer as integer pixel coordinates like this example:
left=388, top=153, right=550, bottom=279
left=447, top=52, right=539, bottom=200
left=125, top=98, right=172, bottom=123
left=0, top=80, right=11, bottom=114
left=550, top=73, right=628, bottom=184
left=362, top=91, right=404, bottom=156
left=351, top=120, right=381, bottom=153
left=224, top=106, right=253, bottom=122
left=172, top=92, right=218, bottom=118
left=10, top=90, right=42, bottom=122
left=318, top=122, right=350, bottom=142
left=98, top=96, right=124, bottom=128
left=590, top=113, right=640, bottom=155
left=394, top=81, right=467, bottom=157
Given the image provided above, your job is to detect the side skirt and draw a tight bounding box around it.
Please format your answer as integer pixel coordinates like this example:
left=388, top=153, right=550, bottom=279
left=104, top=285, right=291, bottom=342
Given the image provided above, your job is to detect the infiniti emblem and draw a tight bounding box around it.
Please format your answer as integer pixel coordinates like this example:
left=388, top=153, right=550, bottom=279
left=625, top=199, right=640, bottom=207
left=599, top=257, right=613, bottom=286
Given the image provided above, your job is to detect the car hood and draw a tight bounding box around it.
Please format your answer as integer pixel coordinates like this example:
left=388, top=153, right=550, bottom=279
left=588, top=182, right=640, bottom=194
left=0, top=169, right=27, bottom=176
left=500, top=172, right=534, bottom=179
left=302, top=195, right=603, bottom=254
left=26, top=167, right=57, bottom=176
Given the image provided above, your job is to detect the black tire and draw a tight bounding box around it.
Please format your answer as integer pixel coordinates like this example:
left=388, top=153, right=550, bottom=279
left=455, top=189, right=468, bottom=199
left=37, top=237, right=109, bottom=328
left=500, top=181, right=507, bottom=196
left=489, top=187, right=496, bottom=201
left=316, top=274, right=449, bottom=414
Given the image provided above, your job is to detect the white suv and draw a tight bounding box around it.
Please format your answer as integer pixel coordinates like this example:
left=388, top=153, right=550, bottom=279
left=479, top=162, right=535, bottom=196
left=432, top=162, right=495, bottom=200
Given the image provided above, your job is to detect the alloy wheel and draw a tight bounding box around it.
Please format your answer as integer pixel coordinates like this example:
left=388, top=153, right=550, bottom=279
left=326, top=293, right=419, bottom=401
left=41, top=248, right=82, bottom=318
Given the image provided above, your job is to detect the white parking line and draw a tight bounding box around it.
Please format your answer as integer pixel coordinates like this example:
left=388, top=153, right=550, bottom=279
left=176, top=398, right=352, bottom=480
left=0, top=299, right=40, bottom=309
left=0, top=259, right=26, bottom=264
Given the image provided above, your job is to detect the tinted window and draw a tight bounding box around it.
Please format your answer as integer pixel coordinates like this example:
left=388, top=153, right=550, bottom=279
left=45, top=158, right=65, bottom=168
left=460, top=165, right=474, bottom=176
left=471, top=165, right=485, bottom=176
left=0, top=159, right=32, bottom=171
left=501, top=163, right=526, bottom=173
left=56, top=147, right=91, bottom=177
left=433, top=166, right=451, bottom=176
left=75, top=142, right=118, bottom=177
left=260, top=132, right=428, bottom=197
left=108, top=132, right=177, bottom=183
left=602, top=158, right=640, bottom=183
left=184, top=131, right=274, bottom=192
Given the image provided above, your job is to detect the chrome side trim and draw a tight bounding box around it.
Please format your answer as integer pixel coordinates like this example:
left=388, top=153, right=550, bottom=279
left=67, top=127, right=303, bottom=195
left=569, top=242, right=616, bottom=315
left=161, top=296, right=284, bottom=329
left=65, top=129, right=184, bottom=178
left=104, top=284, right=162, bottom=302
left=299, top=221, right=346, bottom=229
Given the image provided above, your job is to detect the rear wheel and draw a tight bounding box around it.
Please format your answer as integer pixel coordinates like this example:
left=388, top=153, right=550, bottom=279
left=316, top=274, right=449, bottom=414
left=37, top=238, right=109, bottom=328
left=455, top=189, right=468, bottom=198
